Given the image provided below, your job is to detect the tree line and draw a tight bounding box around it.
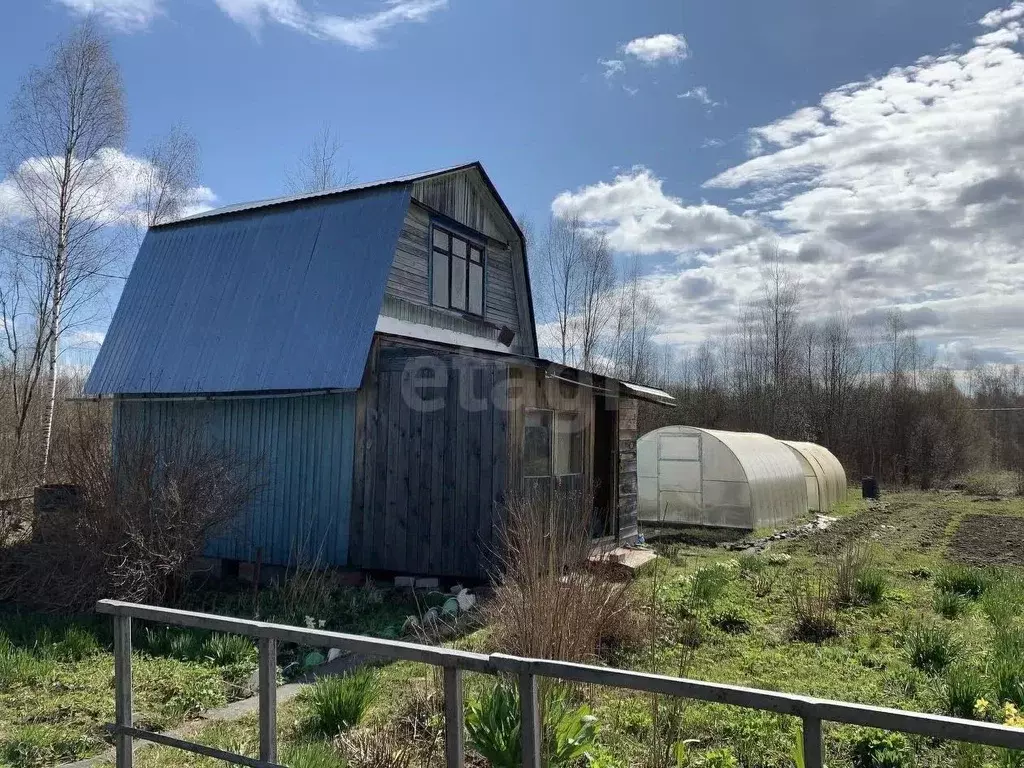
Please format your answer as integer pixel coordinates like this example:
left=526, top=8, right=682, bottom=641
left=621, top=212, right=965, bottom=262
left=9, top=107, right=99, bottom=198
left=0, top=22, right=350, bottom=496
left=532, top=220, right=1023, bottom=489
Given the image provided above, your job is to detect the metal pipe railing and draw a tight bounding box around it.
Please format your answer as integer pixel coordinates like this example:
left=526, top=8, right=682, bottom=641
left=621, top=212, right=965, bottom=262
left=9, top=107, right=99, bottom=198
left=96, top=599, right=1024, bottom=768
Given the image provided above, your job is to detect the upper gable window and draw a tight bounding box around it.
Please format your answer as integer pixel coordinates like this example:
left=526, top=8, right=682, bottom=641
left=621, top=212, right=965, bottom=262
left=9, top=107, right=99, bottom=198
left=431, top=224, right=485, bottom=316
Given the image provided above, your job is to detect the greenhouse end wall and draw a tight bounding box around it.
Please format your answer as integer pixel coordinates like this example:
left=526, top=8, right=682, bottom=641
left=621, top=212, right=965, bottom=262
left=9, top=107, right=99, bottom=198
left=639, top=426, right=808, bottom=530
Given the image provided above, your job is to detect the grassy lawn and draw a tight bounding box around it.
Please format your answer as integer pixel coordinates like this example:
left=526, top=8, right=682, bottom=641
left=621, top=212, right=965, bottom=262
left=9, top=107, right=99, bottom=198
left=7, top=489, right=1024, bottom=767
left=0, top=578, right=422, bottom=767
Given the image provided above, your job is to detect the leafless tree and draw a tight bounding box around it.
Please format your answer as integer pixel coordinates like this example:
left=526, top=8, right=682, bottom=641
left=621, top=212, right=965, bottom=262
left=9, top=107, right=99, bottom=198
left=611, top=256, right=662, bottom=384
left=286, top=123, right=354, bottom=194
left=134, top=124, right=200, bottom=234
left=576, top=230, right=616, bottom=371
left=4, top=22, right=127, bottom=481
left=540, top=214, right=584, bottom=365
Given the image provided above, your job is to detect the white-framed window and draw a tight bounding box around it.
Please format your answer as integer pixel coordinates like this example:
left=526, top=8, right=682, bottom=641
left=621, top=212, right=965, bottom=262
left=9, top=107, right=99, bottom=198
left=430, top=223, right=485, bottom=316
left=523, top=409, right=582, bottom=478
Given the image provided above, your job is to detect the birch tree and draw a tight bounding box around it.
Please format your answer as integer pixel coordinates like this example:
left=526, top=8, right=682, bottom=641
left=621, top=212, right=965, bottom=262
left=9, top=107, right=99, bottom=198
left=286, top=124, right=354, bottom=193
left=4, top=22, right=127, bottom=480
left=135, top=124, right=200, bottom=231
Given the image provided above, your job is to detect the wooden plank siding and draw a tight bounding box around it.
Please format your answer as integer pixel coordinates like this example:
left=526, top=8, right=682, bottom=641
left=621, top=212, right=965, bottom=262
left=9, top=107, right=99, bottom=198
left=617, top=398, right=640, bottom=540
left=348, top=342, right=510, bottom=578
left=504, top=366, right=597, bottom=507
left=381, top=167, right=536, bottom=355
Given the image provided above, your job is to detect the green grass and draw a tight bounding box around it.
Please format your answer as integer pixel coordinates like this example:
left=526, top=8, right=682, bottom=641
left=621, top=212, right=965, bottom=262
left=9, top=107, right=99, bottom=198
left=9, top=490, right=1024, bottom=768
left=0, top=612, right=260, bottom=767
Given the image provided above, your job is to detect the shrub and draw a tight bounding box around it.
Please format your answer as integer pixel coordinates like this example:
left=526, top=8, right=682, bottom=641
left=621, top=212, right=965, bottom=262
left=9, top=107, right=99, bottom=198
left=944, top=664, right=988, bottom=719
left=935, top=565, right=990, bottom=600
left=0, top=420, right=257, bottom=612
left=903, top=620, right=962, bottom=674
left=790, top=577, right=838, bottom=642
left=465, top=682, right=599, bottom=768
left=960, top=471, right=1011, bottom=497
left=851, top=731, right=911, bottom=768
left=301, top=668, right=381, bottom=736
left=934, top=591, right=970, bottom=620
left=485, top=491, right=636, bottom=662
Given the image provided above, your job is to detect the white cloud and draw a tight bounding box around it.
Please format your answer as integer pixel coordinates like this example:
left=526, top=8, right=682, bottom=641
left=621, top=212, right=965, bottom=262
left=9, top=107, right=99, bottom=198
left=552, top=4, right=1024, bottom=362
left=599, top=58, right=625, bottom=79
left=622, top=33, right=689, bottom=64
left=701, top=138, right=725, bottom=149
left=54, top=0, right=162, bottom=30
left=551, top=167, right=761, bottom=256
left=213, top=0, right=448, bottom=49
left=678, top=86, right=718, bottom=108
left=0, top=147, right=217, bottom=228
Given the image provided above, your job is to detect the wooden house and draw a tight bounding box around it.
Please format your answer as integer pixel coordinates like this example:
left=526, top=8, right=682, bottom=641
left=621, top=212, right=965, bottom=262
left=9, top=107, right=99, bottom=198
left=84, top=163, right=674, bottom=578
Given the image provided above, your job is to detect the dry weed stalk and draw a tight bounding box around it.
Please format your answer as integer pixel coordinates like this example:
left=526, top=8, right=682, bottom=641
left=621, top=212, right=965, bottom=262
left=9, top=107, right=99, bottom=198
left=485, top=489, right=637, bottom=662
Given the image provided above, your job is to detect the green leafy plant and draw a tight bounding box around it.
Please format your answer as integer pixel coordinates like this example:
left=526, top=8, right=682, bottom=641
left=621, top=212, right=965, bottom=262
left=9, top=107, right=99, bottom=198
left=301, top=668, right=381, bottom=736
left=944, top=664, right=988, bottom=719
left=695, top=747, right=740, bottom=767
left=903, top=620, right=962, bottom=674
left=465, top=682, right=600, bottom=768
left=851, top=730, right=911, bottom=767
left=934, top=590, right=970, bottom=620
left=466, top=681, right=521, bottom=768
left=711, top=607, right=751, bottom=634
left=855, top=567, right=888, bottom=605
left=203, top=633, right=257, bottom=667
left=935, top=565, right=990, bottom=600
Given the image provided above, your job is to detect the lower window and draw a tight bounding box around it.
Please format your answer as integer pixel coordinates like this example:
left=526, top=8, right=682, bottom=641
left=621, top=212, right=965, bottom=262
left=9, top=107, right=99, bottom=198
left=524, top=409, right=582, bottom=478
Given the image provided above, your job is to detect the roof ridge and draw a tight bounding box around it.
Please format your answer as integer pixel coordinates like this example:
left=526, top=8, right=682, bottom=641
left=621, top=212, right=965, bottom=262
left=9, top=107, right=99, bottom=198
left=158, top=161, right=480, bottom=229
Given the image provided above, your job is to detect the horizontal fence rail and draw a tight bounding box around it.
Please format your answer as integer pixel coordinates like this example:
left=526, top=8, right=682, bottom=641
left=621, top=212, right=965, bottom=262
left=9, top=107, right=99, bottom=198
left=97, top=599, right=1024, bottom=768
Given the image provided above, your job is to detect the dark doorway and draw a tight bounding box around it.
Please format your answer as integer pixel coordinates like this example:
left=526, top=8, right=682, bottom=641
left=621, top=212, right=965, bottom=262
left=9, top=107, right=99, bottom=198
left=592, top=395, right=618, bottom=539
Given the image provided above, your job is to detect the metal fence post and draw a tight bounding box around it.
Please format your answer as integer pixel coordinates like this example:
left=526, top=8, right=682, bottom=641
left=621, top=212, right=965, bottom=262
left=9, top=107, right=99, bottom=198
left=258, top=638, right=277, bottom=764
left=802, top=715, right=823, bottom=768
left=518, top=672, right=541, bottom=768
left=443, top=666, right=465, bottom=768
left=113, top=614, right=133, bottom=768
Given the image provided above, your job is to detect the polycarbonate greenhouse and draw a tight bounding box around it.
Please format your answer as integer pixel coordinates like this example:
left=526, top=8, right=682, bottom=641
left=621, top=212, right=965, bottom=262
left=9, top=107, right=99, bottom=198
left=638, top=426, right=808, bottom=529
left=780, top=440, right=848, bottom=513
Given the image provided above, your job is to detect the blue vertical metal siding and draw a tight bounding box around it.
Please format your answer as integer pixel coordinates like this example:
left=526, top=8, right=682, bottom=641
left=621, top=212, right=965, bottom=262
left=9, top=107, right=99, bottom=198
left=114, top=392, right=357, bottom=567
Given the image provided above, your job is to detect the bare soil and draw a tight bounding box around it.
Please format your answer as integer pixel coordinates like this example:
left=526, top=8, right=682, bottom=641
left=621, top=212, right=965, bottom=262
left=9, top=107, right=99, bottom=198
left=948, top=513, right=1024, bottom=567
left=808, top=499, right=952, bottom=556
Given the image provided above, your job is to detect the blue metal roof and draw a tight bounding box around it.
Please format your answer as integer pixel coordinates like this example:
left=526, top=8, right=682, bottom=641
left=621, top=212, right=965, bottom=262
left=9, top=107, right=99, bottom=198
left=85, top=184, right=412, bottom=395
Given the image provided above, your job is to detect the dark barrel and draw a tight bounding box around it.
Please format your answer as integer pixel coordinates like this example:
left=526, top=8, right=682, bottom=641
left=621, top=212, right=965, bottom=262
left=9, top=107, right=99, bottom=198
left=861, top=476, right=880, bottom=499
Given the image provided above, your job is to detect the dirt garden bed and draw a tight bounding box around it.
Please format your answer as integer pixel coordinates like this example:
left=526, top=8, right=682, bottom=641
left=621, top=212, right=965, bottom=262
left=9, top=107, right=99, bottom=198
left=948, top=513, right=1024, bottom=566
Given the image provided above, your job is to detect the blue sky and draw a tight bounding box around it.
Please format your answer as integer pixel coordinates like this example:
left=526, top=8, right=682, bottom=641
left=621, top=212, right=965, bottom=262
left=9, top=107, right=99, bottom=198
left=3, top=0, right=1024, bottom=368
